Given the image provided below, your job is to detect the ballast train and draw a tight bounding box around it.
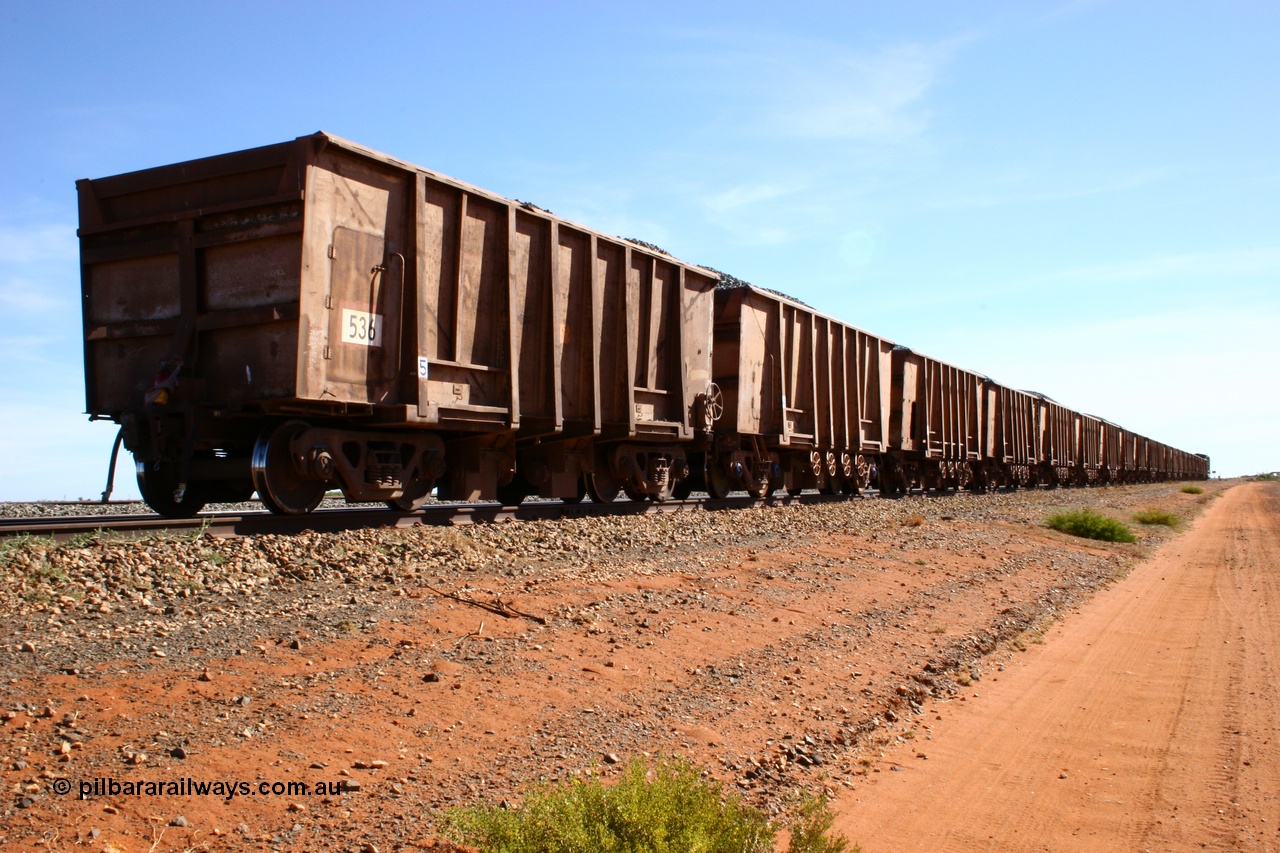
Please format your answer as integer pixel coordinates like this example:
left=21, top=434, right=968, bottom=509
left=77, top=133, right=1207, bottom=517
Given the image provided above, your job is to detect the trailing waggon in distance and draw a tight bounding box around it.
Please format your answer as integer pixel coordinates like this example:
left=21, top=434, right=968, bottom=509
left=76, top=133, right=1208, bottom=518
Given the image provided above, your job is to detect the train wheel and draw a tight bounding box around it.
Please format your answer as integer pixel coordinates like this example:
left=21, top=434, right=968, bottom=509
left=855, top=455, right=872, bottom=491
left=387, top=477, right=434, bottom=512
left=707, top=464, right=735, bottom=500
left=136, top=459, right=207, bottom=518
left=586, top=471, right=623, bottom=503
left=497, top=474, right=532, bottom=507
left=252, top=421, right=326, bottom=515
left=672, top=478, right=694, bottom=500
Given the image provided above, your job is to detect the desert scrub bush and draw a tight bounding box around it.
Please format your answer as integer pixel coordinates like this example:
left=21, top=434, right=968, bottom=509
left=785, top=790, right=854, bottom=853
left=1180, top=485, right=1204, bottom=494
left=444, top=755, right=853, bottom=853
left=1133, top=508, right=1180, bottom=527
left=1045, top=509, right=1137, bottom=543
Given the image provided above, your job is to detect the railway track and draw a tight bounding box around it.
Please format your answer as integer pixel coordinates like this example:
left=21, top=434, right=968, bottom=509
left=0, top=492, right=855, bottom=542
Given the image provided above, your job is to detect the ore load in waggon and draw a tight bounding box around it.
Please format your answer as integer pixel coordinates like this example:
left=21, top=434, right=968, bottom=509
left=76, top=133, right=1208, bottom=518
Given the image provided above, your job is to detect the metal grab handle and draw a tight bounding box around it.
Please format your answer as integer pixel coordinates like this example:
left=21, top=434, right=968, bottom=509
left=389, top=252, right=406, bottom=365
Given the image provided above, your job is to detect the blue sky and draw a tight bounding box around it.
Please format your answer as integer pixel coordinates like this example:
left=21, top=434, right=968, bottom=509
left=1, top=1, right=1275, bottom=499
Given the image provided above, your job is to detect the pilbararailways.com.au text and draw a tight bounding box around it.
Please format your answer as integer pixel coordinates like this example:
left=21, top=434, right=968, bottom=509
left=70, top=776, right=354, bottom=801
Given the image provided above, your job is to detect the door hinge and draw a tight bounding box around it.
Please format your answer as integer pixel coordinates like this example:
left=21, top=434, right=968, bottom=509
left=324, top=295, right=334, bottom=309
left=323, top=345, right=332, bottom=360
left=327, top=244, right=336, bottom=259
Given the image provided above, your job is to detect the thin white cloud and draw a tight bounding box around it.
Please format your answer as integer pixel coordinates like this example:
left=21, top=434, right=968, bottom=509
left=864, top=247, right=1280, bottom=317
left=647, top=33, right=969, bottom=251
left=0, top=223, right=76, bottom=265
left=929, top=166, right=1176, bottom=211
left=0, top=277, right=71, bottom=314
left=1012, top=302, right=1278, bottom=352
left=663, top=28, right=964, bottom=146
left=761, top=41, right=955, bottom=142
left=702, top=183, right=799, bottom=214
left=0, top=223, right=85, bottom=370
left=1031, top=247, right=1280, bottom=285
left=504, top=29, right=969, bottom=258
left=1042, top=0, right=1117, bottom=24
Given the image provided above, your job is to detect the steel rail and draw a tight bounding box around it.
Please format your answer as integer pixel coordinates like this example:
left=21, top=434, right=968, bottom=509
left=0, top=492, right=859, bottom=543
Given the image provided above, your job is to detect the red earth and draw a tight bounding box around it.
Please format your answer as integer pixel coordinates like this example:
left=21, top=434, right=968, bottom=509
left=1, top=480, right=1261, bottom=852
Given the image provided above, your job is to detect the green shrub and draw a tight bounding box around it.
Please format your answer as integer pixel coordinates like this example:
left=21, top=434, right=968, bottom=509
left=444, top=756, right=853, bottom=853
left=1180, top=485, right=1204, bottom=494
left=1133, top=508, right=1180, bottom=527
left=786, top=791, right=852, bottom=853
left=1045, top=509, right=1137, bottom=543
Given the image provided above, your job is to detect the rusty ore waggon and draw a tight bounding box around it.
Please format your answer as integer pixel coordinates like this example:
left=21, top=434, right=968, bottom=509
left=79, top=133, right=717, bottom=516
left=697, top=284, right=893, bottom=499
left=77, top=133, right=1207, bottom=518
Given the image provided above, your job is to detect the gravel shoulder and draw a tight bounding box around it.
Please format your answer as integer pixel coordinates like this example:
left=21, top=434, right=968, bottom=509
left=0, top=482, right=1231, bottom=852
left=830, top=480, right=1279, bottom=853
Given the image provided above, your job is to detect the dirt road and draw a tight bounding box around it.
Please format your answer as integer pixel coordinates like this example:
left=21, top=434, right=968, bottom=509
left=832, top=481, right=1280, bottom=852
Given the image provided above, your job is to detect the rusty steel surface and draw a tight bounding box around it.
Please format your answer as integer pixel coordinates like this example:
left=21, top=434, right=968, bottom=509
left=1020, top=393, right=1078, bottom=486
left=79, top=133, right=720, bottom=513
left=713, top=284, right=892, bottom=453
left=881, top=346, right=990, bottom=491
left=80, top=133, right=716, bottom=422
left=889, top=348, right=983, bottom=462
left=995, top=385, right=1037, bottom=473
left=77, top=133, right=1208, bottom=520
left=79, top=139, right=308, bottom=417
left=707, top=283, right=893, bottom=495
